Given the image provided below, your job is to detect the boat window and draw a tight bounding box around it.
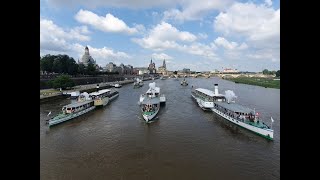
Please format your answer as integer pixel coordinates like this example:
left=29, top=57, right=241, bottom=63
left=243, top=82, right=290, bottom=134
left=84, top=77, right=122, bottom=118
left=67, top=108, right=71, bottom=110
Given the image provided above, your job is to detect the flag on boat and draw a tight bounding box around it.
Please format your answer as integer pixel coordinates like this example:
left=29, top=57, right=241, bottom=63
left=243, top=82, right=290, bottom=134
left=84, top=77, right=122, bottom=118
left=271, top=117, right=274, bottom=122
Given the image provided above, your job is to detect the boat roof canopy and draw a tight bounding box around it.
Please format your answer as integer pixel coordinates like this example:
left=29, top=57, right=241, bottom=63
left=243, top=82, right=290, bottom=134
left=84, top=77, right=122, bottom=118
left=141, top=98, right=160, bottom=104
left=214, top=102, right=253, bottom=114
left=64, top=100, right=93, bottom=108
left=146, top=87, right=160, bottom=94
left=90, top=89, right=111, bottom=96
left=195, top=88, right=225, bottom=97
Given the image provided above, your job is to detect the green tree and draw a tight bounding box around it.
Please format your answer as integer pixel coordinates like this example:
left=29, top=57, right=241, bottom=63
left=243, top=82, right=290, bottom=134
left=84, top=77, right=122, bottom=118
left=48, top=75, right=75, bottom=89
left=52, top=57, right=63, bottom=73
left=262, top=69, right=269, bottom=75
left=86, top=63, right=97, bottom=75
left=40, top=54, right=56, bottom=72
left=41, top=54, right=80, bottom=74
left=276, top=70, right=280, bottom=77
left=78, top=64, right=86, bottom=75
left=66, top=57, right=79, bottom=75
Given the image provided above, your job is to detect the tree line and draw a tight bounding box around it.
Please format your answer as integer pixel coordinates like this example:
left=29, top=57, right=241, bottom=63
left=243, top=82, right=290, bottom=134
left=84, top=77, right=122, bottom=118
left=262, top=69, right=280, bottom=77
left=40, top=54, right=119, bottom=76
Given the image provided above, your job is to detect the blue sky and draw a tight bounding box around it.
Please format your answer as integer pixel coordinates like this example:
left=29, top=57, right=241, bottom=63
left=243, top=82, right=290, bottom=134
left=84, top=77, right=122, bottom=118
left=40, top=0, right=280, bottom=72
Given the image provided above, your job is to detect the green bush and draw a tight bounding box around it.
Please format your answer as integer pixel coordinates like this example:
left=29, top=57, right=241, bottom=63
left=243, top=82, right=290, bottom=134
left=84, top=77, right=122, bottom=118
left=48, top=75, right=75, bottom=90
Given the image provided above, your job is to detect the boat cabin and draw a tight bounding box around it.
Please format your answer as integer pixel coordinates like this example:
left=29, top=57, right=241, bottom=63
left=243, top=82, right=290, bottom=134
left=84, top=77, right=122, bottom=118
left=192, top=88, right=226, bottom=102
left=62, top=100, right=94, bottom=114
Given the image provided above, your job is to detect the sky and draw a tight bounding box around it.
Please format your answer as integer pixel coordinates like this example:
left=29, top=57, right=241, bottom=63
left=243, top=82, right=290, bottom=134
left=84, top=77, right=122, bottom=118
left=40, top=0, right=280, bottom=72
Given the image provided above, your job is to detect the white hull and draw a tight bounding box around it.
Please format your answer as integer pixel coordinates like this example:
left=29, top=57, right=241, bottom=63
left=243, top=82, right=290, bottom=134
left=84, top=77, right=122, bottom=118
left=49, top=106, right=95, bottom=127
left=211, top=108, right=273, bottom=139
left=191, top=94, right=214, bottom=110
left=109, top=93, right=119, bottom=102
left=142, top=107, right=160, bottom=122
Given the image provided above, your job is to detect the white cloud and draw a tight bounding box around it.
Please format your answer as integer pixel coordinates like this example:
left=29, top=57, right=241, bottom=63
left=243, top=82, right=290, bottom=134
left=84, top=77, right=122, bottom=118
left=214, top=2, right=279, bottom=43
left=163, top=0, right=233, bottom=22
left=198, top=33, right=208, bottom=39
left=75, top=9, right=142, bottom=34
left=264, top=0, right=272, bottom=7
left=214, top=37, right=247, bottom=50
left=178, top=43, right=217, bottom=59
left=152, top=53, right=173, bottom=60
left=48, top=0, right=232, bottom=22
left=214, top=2, right=279, bottom=62
left=40, top=18, right=90, bottom=52
left=48, top=0, right=180, bottom=9
left=132, top=21, right=197, bottom=51
left=132, top=22, right=218, bottom=60
left=72, top=44, right=130, bottom=64
left=40, top=18, right=130, bottom=66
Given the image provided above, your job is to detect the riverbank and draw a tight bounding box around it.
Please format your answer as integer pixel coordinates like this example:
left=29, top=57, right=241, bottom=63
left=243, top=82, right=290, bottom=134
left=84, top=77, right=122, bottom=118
left=40, top=77, right=157, bottom=102
left=224, top=77, right=280, bottom=89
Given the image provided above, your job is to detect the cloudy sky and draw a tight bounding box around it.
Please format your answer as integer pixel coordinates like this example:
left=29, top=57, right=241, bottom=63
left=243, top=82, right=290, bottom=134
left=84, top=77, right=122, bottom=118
left=40, top=0, right=280, bottom=72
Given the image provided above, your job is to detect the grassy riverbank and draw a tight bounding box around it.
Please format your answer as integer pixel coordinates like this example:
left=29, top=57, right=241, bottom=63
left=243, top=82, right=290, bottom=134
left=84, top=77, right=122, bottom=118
left=224, top=77, right=280, bottom=89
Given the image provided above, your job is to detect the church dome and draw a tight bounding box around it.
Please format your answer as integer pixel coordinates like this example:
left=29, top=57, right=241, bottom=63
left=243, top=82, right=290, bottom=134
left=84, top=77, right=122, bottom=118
left=81, top=46, right=95, bottom=65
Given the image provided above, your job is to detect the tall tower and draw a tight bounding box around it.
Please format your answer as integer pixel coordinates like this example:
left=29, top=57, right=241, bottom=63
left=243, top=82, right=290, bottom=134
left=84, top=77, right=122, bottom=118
left=85, top=46, right=89, bottom=55
left=163, top=59, right=166, bottom=69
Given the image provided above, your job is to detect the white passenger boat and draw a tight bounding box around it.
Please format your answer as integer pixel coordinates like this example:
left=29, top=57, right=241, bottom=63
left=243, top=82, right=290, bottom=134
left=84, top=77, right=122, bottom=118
left=180, top=78, right=188, bottom=86
left=139, top=82, right=165, bottom=122
left=114, top=83, right=122, bottom=88
left=48, top=94, right=95, bottom=127
left=191, top=84, right=274, bottom=140
left=133, top=78, right=144, bottom=88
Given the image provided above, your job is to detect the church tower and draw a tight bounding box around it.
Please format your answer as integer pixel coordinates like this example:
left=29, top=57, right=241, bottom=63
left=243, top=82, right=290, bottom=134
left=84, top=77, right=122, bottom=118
left=163, top=59, right=166, bottom=69
left=85, top=46, right=89, bottom=55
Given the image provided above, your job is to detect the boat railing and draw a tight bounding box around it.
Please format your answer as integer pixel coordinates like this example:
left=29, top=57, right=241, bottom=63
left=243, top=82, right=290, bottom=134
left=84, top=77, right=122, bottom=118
left=215, top=108, right=271, bottom=129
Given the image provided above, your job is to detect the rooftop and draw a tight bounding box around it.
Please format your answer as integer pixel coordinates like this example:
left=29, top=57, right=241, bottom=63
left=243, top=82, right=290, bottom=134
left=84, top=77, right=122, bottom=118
left=90, top=89, right=111, bottom=96
left=195, top=88, right=225, bottom=97
left=146, top=87, right=160, bottom=94
left=141, top=97, right=160, bottom=104
left=64, top=100, right=93, bottom=108
left=214, top=102, right=253, bottom=114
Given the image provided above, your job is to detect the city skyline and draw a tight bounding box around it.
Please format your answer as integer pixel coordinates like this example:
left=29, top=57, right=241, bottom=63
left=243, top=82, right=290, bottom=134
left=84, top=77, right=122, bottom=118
left=40, top=0, right=280, bottom=72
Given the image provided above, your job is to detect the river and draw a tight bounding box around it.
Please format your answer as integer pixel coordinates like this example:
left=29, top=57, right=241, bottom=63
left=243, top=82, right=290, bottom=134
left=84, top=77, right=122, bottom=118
left=40, top=77, right=280, bottom=180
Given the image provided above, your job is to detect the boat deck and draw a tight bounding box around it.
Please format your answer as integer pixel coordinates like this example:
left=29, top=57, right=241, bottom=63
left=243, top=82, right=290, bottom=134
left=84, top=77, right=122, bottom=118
left=214, top=102, right=253, bottom=114
left=51, top=113, right=68, bottom=120
left=244, top=119, right=270, bottom=129
left=143, top=111, right=155, bottom=115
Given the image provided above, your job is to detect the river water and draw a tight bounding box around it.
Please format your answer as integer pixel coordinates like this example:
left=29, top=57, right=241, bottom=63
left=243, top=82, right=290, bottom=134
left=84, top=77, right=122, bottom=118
left=40, top=77, right=280, bottom=180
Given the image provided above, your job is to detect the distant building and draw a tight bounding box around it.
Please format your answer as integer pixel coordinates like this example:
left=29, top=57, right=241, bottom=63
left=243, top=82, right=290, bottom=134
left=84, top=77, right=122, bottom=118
left=105, top=62, right=133, bottom=74
left=106, top=62, right=117, bottom=72
left=182, top=68, right=191, bottom=74
left=79, top=46, right=96, bottom=66
left=158, top=59, right=167, bottom=75
left=222, top=68, right=239, bottom=73
left=148, top=58, right=157, bottom=74
left=134, top=67, right=149, bottom=75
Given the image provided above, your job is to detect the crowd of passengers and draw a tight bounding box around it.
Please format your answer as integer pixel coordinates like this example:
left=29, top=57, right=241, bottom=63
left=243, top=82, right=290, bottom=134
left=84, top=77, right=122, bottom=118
left=213, top=103, right=255, bottom=122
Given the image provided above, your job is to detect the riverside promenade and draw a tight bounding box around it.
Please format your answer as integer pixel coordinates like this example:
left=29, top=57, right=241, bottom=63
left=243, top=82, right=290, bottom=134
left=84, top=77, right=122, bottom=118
left=40, top=77, right=155, bottom=102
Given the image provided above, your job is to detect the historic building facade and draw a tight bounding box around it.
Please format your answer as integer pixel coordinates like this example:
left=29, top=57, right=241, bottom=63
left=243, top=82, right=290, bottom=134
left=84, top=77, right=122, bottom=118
left=79, top=46, right=96, bottom=66
left=148, top=59, right=156, bottom=74
left=158, top=59, right=167, bottom=75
